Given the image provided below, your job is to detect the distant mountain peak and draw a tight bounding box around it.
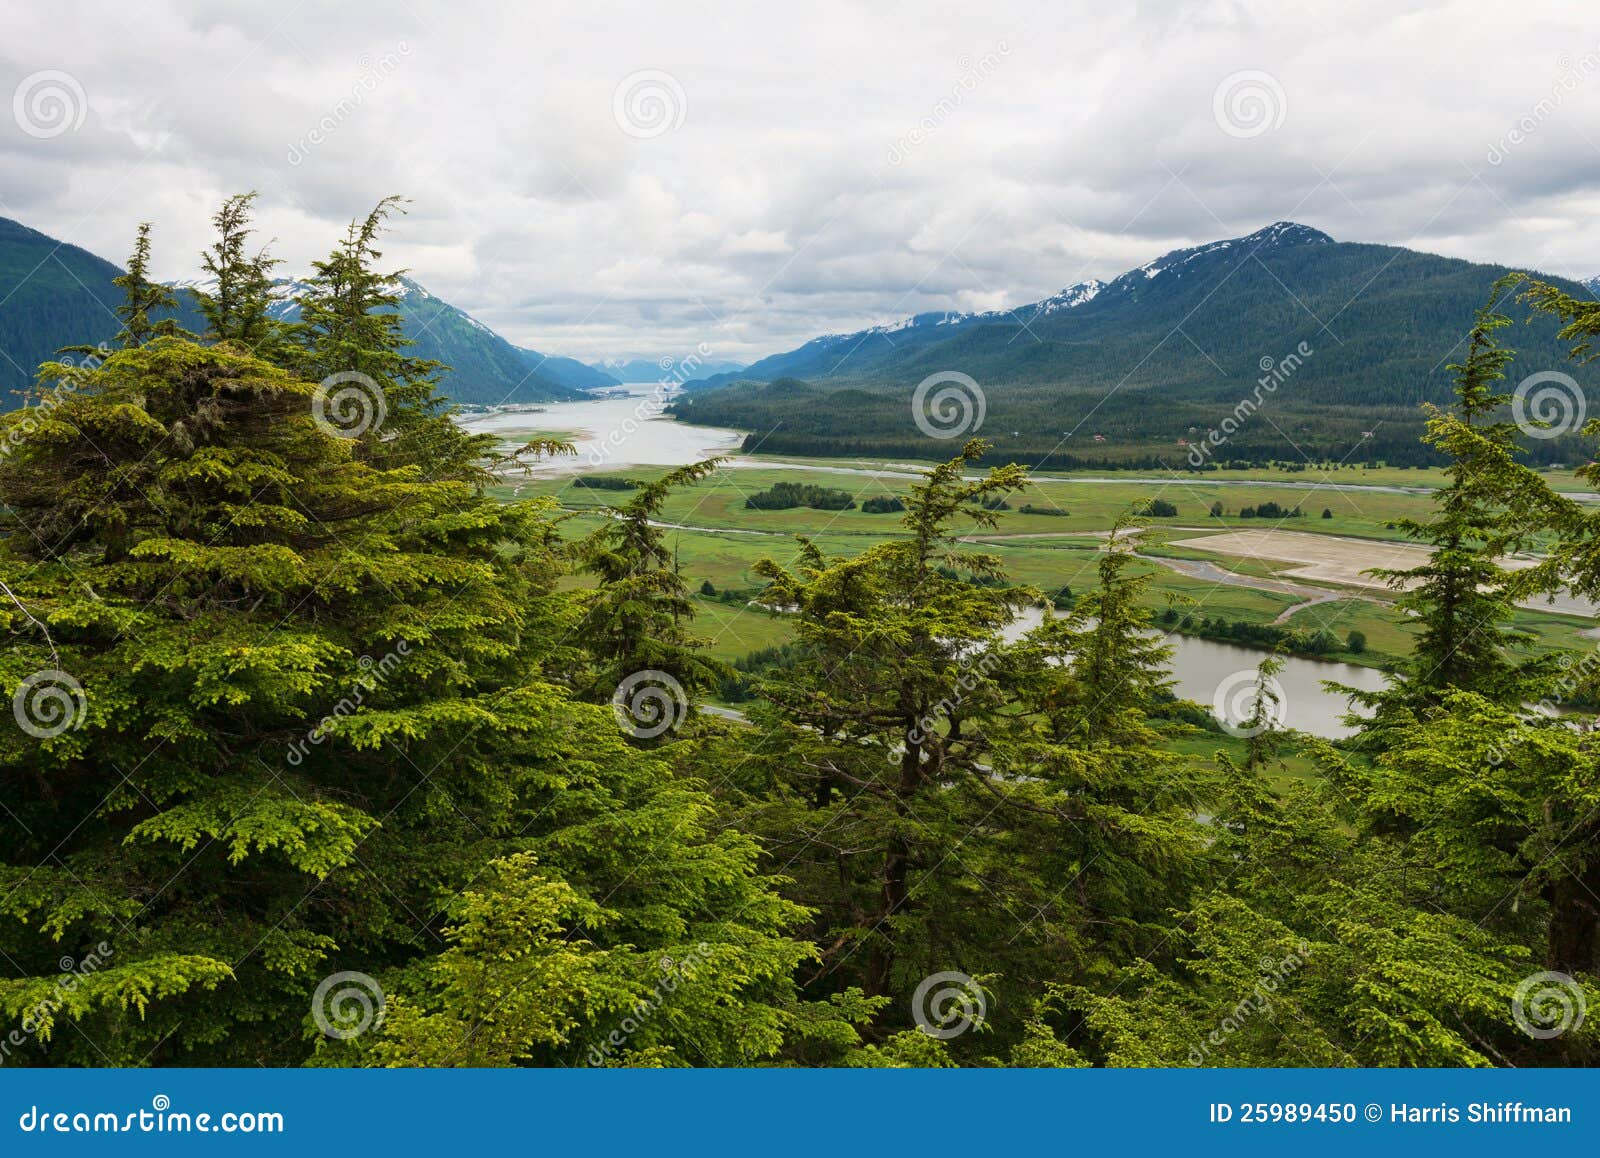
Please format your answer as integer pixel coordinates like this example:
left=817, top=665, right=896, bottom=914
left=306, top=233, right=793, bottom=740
left=1243, top=221, right=1335, bottom=247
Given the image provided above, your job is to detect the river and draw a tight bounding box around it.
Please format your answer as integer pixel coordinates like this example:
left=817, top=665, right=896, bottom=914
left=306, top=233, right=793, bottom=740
left=460, top=383, right=1389, bottom=738
left=1001, top=606, right=1384, bottom=739
left=458, top=382, right=743, bottom=472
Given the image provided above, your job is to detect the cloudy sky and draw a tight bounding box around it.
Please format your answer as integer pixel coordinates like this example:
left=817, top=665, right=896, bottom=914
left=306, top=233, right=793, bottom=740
left=3, top=0, right=1599, bottom=363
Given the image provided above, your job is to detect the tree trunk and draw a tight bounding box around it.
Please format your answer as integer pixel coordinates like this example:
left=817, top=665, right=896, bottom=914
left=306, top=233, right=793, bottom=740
left=1546, top=857, right=1600, bottom=976
left=864, top=738, right=921, bottom=997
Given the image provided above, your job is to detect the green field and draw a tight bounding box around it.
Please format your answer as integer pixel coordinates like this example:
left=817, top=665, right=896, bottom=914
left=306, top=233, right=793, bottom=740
left=506, top=455, right=1599, bottom=673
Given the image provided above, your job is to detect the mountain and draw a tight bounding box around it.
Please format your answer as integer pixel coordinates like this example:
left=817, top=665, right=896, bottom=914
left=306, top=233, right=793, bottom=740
left=0, top=215, right=605, bottom=407
left=382, top=279, right=617, bottom=401
left=673, top=222, right=1599, bottom=467
left=591, top=355, right=747, bottom=382
left=1584, top=275, right=1600, bottom=298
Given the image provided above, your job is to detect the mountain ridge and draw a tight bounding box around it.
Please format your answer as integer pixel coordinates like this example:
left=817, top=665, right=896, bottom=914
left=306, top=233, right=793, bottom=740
left=672, top=221, right=1598, bottom=468
left=0, top=215, right=612, bottom=406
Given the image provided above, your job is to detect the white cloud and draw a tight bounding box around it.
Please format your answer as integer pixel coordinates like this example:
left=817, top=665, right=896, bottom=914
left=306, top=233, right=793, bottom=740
left=1, top=0, right=1598, bottom=363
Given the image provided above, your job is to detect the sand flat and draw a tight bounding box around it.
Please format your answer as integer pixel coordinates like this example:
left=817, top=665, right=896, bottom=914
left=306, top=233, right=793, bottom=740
left=1171, top=529, right=1598, bottom=618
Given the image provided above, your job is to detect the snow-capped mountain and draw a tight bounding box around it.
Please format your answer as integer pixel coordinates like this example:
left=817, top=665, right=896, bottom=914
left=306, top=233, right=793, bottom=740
left=683, top=222, right=1334, bottom=391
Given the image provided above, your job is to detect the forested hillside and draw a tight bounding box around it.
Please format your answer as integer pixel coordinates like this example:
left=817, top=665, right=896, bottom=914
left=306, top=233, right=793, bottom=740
left=675, top=224, right=1599, bottom=467
left=0, top=214, right=608, bottom=407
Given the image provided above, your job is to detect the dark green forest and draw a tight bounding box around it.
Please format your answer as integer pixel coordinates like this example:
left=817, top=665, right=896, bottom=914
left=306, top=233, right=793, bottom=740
left=672, top=230, right=1600, bottom=469
left=1, top=197, right=1598, bottom=1069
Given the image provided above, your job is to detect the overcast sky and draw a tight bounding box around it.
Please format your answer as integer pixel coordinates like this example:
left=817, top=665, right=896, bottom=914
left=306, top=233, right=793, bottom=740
left=3, top=0, right=1599, bottom=362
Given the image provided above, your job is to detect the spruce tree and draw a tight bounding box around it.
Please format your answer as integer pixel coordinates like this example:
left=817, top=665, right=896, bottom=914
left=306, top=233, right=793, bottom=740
left=195, top=192, right=288, bottom=360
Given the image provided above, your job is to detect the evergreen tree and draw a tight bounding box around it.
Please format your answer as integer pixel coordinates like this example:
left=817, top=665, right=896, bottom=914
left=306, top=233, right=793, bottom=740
left=195, top=193, right=288, bottom=359
left=1345, top=297, right=1552, bottom=736
left=110, top=223, right=181, bottom=348
left=0, top=331, right=810, bottom=1065
left=289, top=197, right=483, bottom=477
left=577, top=459, right=729, bottom=710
